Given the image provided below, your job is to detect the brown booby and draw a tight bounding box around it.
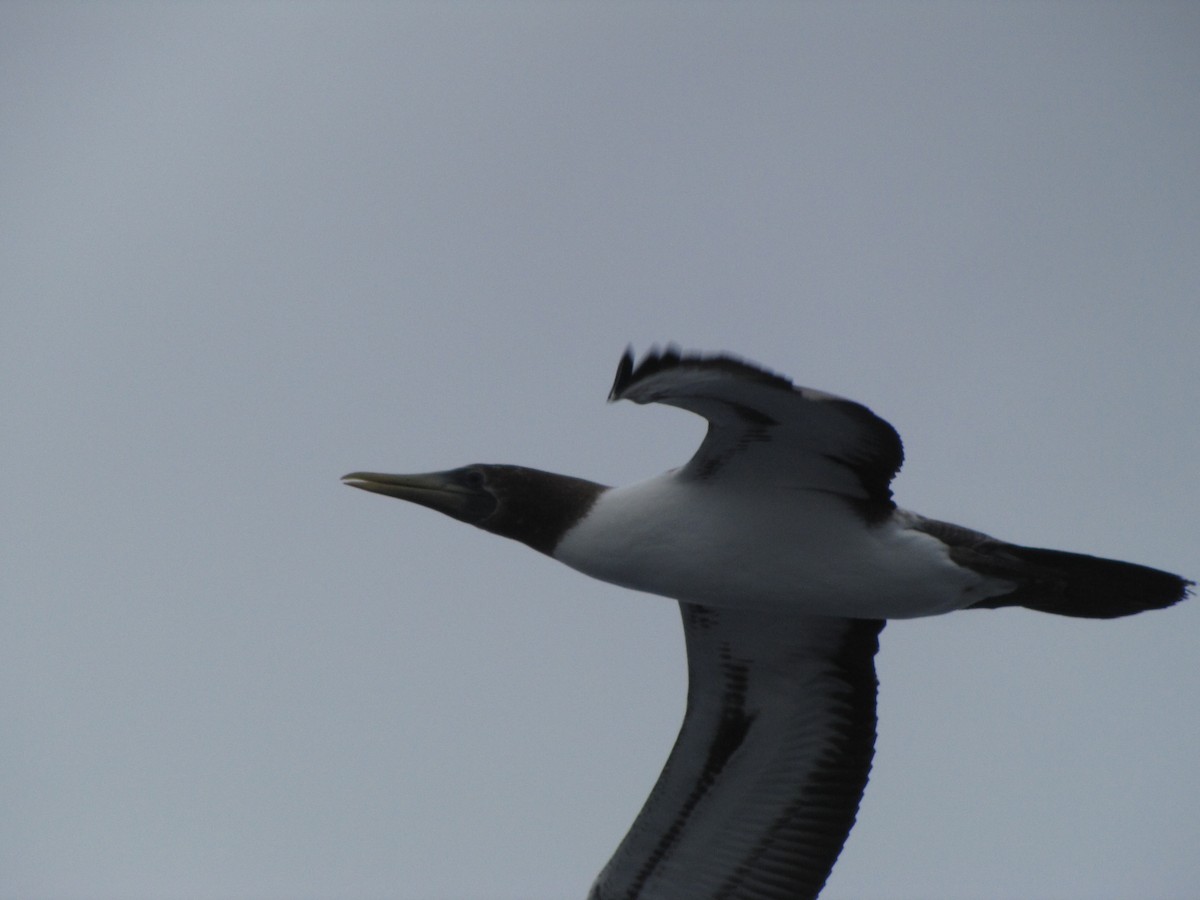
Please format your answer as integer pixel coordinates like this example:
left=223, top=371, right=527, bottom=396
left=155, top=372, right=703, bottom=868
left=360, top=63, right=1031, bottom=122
left=343, top=346, right=1191, bottom=900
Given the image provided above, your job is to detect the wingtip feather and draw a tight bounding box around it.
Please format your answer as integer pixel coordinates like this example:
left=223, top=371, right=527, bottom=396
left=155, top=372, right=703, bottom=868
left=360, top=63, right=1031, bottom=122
left=610, top=344, right=795, bottom=404
left=608, top=346, right=636, bottom=401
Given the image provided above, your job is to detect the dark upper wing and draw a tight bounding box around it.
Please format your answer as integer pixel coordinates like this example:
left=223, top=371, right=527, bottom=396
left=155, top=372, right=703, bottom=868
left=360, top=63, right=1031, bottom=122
left=589, top=605, right=885, bottom=900
left=609, top=346, right=903, bottom=505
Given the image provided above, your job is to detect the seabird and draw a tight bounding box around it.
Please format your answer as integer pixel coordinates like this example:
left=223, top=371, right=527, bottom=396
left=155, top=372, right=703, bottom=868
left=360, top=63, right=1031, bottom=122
left=343, top=346, right=1191, bottom=900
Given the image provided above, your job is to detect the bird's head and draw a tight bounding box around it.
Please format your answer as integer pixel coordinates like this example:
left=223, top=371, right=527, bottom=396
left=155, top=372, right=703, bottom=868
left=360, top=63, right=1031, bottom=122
left=341, top=464, right=605, bottom=555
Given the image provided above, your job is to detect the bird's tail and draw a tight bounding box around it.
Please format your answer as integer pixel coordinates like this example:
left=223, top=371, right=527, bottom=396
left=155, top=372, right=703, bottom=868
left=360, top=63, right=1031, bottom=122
left=967, top=546, right=1192, bottom=619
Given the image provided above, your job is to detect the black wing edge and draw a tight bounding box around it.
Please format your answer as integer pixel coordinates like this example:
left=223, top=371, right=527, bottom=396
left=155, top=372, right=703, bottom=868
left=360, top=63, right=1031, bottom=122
left=608, top=345, right=905, bottom=503
left=608, top=344, right=796, bottom=402
left=773, top=615, right=886, bottom=900
left=590, top=611, right=886, bottom=900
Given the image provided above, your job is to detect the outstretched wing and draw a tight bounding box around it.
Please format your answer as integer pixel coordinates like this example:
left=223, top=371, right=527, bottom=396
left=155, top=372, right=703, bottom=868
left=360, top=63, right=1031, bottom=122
left=590, top=605, right=885, bottom=900
left=609, top=346, right=903, bottom=505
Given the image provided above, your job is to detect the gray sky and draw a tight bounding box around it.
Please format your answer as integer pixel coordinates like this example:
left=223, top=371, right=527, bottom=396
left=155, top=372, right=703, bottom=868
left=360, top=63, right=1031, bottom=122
left=3, top=4, right=1198, bottom=899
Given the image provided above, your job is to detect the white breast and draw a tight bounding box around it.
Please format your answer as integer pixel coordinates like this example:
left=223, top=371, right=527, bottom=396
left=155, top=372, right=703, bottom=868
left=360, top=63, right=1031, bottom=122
left=553, top=473, right=1009, bottom=618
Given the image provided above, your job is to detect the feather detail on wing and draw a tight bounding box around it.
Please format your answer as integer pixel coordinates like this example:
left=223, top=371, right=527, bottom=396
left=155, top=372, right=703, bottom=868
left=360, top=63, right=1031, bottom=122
left=609, top=346, right=903, bottom=505
left=589, top=606, right=884, bottom=900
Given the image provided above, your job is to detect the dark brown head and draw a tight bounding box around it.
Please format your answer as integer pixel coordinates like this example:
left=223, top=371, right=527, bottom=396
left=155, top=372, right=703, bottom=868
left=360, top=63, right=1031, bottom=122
left=342, top=464, right=607, bottom=556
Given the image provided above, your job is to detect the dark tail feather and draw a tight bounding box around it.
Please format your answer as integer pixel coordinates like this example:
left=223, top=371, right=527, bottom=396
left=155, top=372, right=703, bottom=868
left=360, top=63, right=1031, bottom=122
left=968, top=547, right=1192, bottom=619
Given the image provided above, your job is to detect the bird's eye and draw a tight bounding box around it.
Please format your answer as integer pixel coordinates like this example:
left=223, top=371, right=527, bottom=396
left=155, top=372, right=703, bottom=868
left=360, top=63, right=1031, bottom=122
left=461, top=468, right=486, bottom=490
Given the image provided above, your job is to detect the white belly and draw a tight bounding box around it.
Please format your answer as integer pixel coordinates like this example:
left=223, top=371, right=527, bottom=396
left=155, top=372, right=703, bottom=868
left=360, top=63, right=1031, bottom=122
left=553, top=475, right=1009, bottom=618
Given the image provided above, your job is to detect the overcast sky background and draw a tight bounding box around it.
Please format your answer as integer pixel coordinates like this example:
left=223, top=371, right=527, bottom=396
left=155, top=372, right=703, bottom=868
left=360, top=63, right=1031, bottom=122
left=3, top=4, right=1198, bottom=899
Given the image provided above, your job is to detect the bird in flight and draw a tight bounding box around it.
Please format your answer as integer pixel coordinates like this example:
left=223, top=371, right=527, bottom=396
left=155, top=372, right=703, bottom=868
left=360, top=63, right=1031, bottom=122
left=343, top=346, right=1190, bottom=900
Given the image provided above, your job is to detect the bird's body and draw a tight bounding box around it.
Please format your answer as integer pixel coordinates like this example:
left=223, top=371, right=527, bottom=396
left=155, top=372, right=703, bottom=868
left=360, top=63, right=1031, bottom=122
left=343, top=346, right=1190, bottom=900
left=555, top=476, right=1007, bottom=617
